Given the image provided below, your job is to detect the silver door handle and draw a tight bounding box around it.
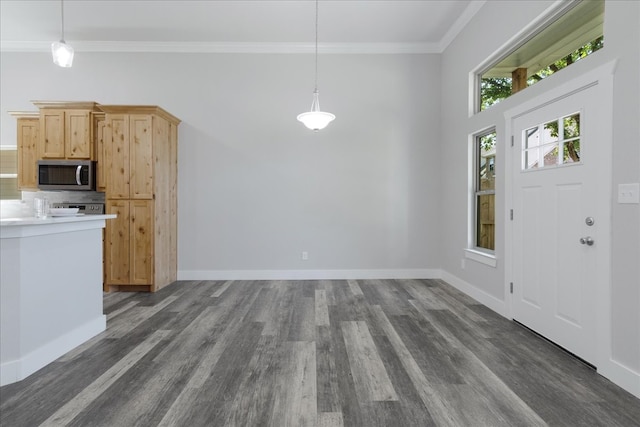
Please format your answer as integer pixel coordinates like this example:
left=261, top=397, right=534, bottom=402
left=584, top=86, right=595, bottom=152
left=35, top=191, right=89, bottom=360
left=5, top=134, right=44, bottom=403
left=580, top=236, right=594, bottom=246
left=76, top=165, right=82, bottom=186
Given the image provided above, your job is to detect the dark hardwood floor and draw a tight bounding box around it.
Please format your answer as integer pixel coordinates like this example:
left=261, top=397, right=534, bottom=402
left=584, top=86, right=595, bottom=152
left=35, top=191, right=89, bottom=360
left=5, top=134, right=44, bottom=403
left=1, top=279, right=639, bottom=426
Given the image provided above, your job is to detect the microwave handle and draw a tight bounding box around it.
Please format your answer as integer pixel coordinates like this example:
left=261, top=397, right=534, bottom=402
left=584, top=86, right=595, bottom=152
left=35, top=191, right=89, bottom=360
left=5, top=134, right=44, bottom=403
left=76, top=165, right=82, bottom=186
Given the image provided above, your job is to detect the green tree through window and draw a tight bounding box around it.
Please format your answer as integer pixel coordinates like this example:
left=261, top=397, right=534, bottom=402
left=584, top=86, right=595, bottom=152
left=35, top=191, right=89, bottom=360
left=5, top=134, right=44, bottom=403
left=481, top=36, right=604, bottom=111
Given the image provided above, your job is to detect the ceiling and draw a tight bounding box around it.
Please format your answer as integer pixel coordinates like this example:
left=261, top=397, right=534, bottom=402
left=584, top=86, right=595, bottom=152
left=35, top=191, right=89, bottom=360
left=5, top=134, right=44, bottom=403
left=0, top=0, right=484, bottom=54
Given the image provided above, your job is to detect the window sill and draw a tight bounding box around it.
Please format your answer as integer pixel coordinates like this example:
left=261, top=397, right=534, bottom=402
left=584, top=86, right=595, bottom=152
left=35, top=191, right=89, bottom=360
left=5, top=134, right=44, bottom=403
left=464, top=248, right=497, bottom=267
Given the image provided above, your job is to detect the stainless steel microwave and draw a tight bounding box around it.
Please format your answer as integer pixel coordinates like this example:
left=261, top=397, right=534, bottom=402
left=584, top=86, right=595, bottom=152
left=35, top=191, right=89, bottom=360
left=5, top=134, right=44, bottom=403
left=37, top=160, right=96, bottom=191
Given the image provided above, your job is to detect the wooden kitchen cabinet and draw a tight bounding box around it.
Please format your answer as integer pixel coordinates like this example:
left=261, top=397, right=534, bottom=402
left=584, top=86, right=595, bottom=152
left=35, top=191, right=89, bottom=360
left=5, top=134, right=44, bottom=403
left=105, top=199, right=153, bottom=287
left=39, top=109, right=65, bottom=158
left=102, top=105, right=180, bottom=292
left=94, top=113, right=107, bottom=192
left=65, top=110, right=92, bottom=159
left=9, top=101, right=178, bottom=293
left=105, top=200, right=130, bottom=285
left=129, top=115, right=154, bottom=199
left=32, top=101, right=100, bottom=160
left=104, top=114, right=129, bottom=198
left=130, top=200, right=154, bottom=284
left=10, top=112, right=40, bottom=190
left=104, top=114, right=154, bottom=200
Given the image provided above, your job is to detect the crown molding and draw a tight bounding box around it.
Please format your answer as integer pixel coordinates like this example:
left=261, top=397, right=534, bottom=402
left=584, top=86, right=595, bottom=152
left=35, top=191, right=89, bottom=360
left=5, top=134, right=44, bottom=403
left=0, top=2, right=489, bottom=55
left=438, top=0, right=486, bottom=52
left=0, top=40, right=442, bottom=54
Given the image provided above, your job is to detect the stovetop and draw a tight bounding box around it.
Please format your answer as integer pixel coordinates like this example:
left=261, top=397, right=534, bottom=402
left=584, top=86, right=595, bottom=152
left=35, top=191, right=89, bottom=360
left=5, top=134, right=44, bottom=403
left=51, top=202, right=105, bottom=215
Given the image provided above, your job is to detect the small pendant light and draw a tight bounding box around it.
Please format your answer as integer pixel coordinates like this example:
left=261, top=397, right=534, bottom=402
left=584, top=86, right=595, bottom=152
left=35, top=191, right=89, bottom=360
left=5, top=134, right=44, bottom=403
left=297, top=0, right=335, bottom=131
left=51, top=0, right=74, bottom=67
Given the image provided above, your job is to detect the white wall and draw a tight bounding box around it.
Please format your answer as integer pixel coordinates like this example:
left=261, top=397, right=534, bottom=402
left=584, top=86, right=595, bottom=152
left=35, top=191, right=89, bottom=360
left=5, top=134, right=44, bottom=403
left=0, top=52, right=442, bottom=278
left=608, top=0, right=640, bottom=381
left=440, top=0, right=640, bottom=396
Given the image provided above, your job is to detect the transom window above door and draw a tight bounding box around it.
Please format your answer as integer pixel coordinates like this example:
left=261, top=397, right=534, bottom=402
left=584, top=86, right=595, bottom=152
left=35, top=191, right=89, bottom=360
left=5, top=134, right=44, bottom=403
left=522, top=112, right=581, bottom=171
left=475, top=0, right=604, bottom=112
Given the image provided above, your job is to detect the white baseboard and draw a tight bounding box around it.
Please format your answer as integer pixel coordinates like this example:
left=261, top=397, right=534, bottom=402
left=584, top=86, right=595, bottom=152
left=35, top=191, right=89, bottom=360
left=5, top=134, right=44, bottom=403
left=178, top=268, right=441, bottom=281
left=0, top=315, right=106, bottom=387
left=598, top=358, right=640, bottom=399
left=440, top=270, right=508, bottom=317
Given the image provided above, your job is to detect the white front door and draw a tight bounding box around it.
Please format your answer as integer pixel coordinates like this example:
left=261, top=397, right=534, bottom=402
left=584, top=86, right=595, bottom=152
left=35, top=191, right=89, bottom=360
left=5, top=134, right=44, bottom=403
left=511, top=84, right=607, bottom=365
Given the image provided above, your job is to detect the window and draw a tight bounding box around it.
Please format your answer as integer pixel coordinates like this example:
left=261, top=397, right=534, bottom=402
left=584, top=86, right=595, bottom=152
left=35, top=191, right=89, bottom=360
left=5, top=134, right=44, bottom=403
left=523, top=112, right=580, bottom=170
left=0, top=146, right=20, bottom=200
left=477, top=0, right=604, bottom=111
left=474, top=130, right=496, bottom=251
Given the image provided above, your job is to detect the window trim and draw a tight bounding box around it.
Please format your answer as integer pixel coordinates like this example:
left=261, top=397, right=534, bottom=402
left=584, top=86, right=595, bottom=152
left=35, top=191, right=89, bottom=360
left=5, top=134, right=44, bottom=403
left=464, top=248, right=497, bottom=268
left=469, top=0, right=584, bottom=116
left=470, top=128, right=496, bottom=256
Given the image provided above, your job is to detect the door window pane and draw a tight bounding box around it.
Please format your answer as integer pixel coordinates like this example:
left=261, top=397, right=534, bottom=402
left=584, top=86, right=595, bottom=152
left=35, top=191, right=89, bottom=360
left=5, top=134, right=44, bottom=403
left=522, top=112, right=581, bottom=170
left=564, top=139, right=580, bottom=163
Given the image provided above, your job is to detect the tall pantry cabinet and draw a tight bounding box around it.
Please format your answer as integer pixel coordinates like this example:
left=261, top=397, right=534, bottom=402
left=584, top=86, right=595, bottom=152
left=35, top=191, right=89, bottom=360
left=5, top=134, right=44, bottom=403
left=101, top=106, right=180, bottom=292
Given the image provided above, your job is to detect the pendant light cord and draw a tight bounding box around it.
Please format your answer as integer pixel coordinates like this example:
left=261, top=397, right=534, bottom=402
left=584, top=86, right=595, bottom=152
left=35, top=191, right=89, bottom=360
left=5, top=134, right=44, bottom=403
left=314, top=0, right=319, bottom=92
left=60, top=0, right=65, bottom=41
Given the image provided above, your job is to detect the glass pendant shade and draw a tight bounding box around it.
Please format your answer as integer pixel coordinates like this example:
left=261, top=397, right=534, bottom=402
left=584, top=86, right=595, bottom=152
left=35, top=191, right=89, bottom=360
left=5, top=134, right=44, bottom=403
left=51, top=40, right=74, bottom=67
left=297, top=90, right=335, bottom=131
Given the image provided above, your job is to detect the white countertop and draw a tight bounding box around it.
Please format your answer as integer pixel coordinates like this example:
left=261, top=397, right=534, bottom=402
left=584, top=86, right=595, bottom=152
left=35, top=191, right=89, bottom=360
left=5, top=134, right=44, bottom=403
left=0, top=214, right=116, bottom=239
left=0, top=214, right=116, bottom=227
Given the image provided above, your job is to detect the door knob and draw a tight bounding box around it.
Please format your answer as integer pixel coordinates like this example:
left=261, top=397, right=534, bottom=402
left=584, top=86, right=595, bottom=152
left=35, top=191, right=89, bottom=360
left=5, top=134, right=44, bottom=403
left=580, top=236, right=594, bottom=246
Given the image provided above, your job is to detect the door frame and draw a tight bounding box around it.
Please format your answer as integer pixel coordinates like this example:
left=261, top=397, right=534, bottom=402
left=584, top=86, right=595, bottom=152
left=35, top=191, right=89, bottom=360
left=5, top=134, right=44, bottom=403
left=503, top=60, right=615, bottom=371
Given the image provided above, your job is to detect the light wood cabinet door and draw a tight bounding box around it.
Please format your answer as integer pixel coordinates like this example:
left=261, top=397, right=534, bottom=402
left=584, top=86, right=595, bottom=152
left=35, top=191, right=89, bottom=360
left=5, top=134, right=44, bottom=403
left=129, top=115, right=153, bottom=200
left=105, top=200, right=130, bottom=285
left=94, top=114, right=107, bottom=191
left=105, top=115, right=130, bottom=199
left=39, top=110, right=65, bottom=158
left=65, top=110, right=92, bottom=159
left=130, top=200, right=153, bottom=284
left=105, top=199, right=154, bottom=286
left=17, top=118, right=39, bottom=189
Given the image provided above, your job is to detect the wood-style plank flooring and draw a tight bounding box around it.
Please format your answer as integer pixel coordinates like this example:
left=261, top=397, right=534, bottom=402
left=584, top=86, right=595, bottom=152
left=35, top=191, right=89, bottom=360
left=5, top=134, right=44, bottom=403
left=1, top=279, right=639, bottom=426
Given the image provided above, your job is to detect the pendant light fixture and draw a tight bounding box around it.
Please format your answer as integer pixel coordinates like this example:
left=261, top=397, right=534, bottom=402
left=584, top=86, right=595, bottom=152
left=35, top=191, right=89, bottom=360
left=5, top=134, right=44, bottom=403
left=297, top=0, right=335, bottom=131
left=51, top=0, right=74, bottom=67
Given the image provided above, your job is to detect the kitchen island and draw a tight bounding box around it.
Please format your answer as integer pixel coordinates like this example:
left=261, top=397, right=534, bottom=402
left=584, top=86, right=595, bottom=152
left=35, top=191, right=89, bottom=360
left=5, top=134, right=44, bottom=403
left=0, top=213, right=115, bottom=386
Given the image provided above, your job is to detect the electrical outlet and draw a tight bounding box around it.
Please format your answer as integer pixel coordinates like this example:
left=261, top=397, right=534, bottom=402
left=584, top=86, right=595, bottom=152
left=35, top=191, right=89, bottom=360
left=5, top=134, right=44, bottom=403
left=618, top=183, right=640, bottom=204
left=301, top=251, right=309, bottom=260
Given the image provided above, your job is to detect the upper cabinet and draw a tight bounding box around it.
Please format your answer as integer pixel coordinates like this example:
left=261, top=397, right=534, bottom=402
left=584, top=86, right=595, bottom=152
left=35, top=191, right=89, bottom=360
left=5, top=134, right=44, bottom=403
left=102, top=106, right=179, bottom=200
left=94, top=113, right=107, bottom=192
left=66, top=109, right=93, bottom=159
left=39, top=109, right=64, bottom=158
left=32, top=101, right=101, bottom=160
left=10, top=112, right=40, bottom=190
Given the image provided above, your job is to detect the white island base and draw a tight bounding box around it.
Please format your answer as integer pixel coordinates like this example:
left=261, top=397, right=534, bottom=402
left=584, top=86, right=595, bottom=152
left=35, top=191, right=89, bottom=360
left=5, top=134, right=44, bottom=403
left=1, top=215, right=115, bottom=386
